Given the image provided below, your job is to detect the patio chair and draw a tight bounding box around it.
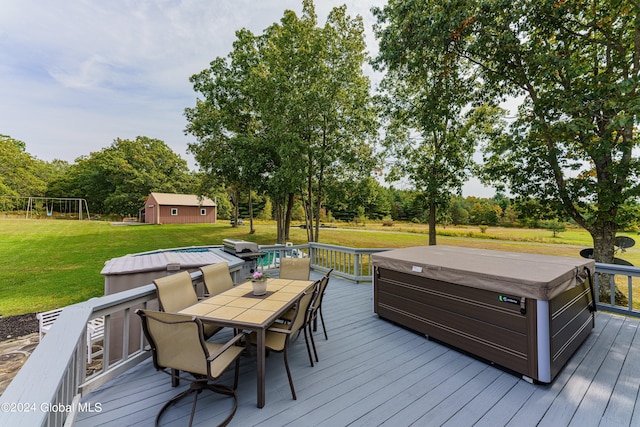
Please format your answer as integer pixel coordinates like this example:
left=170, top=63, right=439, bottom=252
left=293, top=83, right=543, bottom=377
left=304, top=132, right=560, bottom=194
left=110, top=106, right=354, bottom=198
left=154, top=271, right=221, bottom=386
left=279, top=257, right=311, bottom=280
left=200, top=262, right=234, bottom=296
left=250, top=282, right=318, bottom=399
left=136, top=309, right=247, bottom=427
left=37, top=308, right=104, bottom=363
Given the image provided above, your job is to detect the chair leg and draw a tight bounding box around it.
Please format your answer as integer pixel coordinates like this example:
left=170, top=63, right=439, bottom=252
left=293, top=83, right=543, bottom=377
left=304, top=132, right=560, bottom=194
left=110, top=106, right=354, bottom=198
left=307, top=322, right=319, bottom=363
left=303, top=325, right=314, bottom=367
left=171, top=369, right=180, bottom=387
left=283, top=346, right=297, bottom=400
left=188, top=389, right=201, bottom=427
left=319, top=308, right=328, bottom=340
left=233, top=358, right=240, bottom=390
left=155, top=380, right=238, bottom=427
left=156, top=387, right=195, bottom=426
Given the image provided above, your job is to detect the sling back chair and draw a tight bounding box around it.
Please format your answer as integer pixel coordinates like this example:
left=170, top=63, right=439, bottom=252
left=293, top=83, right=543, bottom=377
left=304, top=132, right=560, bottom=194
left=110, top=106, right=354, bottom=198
left=200, top=262, right=234, bottom=297
left=153, top=271, right=221, bottom=387
left=303, top=269, right=333, bottom=365
left=250, top=282, right=318, bottom=399
left=153, top=271, right=221, bottom=338
left=279, top=257, right=311, bottom=280
left=137, top=309, right=248, bottom=427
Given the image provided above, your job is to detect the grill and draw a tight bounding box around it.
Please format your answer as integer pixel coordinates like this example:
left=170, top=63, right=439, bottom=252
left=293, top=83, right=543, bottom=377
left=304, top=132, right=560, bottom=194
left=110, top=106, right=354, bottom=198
left=222, top=239, right=264, bottom=260
left=222, top=239, right=265, bottom=281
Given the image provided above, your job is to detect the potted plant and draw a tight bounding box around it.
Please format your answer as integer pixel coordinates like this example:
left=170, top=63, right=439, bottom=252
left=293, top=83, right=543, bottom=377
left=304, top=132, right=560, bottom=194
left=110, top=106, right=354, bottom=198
left=249, top=271, right=269, bottom=295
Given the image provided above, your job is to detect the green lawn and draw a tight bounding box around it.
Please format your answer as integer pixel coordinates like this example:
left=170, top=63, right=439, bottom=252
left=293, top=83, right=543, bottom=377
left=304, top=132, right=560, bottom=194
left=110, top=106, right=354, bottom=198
left=0, top=218, right=637, bottom=317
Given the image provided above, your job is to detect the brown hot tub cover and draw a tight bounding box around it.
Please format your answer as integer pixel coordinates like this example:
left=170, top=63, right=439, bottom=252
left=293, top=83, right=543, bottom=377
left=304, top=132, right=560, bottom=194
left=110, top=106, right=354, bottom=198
left=372, top=246, right=595, bottom=301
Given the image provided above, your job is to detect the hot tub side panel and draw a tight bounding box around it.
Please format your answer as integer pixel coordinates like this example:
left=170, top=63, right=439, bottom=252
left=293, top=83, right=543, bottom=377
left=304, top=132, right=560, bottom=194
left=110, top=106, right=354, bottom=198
left=548, top=282, right=594, bottom=381
left=374, top=267, right=594, bottom=383
left=374, top=267, right=539, bottom=379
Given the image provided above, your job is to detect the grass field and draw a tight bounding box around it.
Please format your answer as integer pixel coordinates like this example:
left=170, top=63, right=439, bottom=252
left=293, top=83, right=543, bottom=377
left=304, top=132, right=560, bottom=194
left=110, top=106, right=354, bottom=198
left=0, top=218, right=638, bottom=317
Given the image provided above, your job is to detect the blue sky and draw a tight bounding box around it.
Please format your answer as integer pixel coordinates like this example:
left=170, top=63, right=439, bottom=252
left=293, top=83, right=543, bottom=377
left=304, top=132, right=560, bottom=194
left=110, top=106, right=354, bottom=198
left=0, top=0, right=495, bottom=197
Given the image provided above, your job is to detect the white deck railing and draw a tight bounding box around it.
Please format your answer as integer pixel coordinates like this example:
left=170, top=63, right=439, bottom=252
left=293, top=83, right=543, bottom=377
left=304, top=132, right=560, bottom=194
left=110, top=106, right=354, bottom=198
left=594, top=262, right=640, bottom=316
left=257, top=242, right=380, bottom=283
left=1, top=244, right=639, bottom=427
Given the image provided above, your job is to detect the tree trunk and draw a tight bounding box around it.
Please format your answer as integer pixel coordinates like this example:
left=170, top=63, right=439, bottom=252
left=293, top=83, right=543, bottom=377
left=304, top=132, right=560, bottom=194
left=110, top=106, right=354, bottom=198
left=232, top=188, right=240, bottom=228
left=248, top=190, right=255, bottom=234
left=306, top=173, right=316, bottom=242
left=590, top=223, right=628, bottom=305
left=428, top=203, right=437, bottom=246
left=284, top=193, right=294, bottom=241
left=274, top=198, right=286, bottom=243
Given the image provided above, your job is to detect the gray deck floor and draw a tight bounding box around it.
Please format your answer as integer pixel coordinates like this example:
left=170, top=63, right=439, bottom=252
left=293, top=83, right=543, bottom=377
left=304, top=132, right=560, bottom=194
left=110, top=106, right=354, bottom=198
left=76, top=272, right=640, bottom=427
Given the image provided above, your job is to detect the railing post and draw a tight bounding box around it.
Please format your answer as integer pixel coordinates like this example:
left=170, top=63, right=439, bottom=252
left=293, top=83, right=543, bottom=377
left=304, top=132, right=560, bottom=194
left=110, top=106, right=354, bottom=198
left=354, top=253, right=360, bottom=283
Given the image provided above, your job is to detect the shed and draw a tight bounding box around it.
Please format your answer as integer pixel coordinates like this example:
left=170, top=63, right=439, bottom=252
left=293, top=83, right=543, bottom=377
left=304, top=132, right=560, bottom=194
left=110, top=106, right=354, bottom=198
left=143, top=192, right=216, bottom=224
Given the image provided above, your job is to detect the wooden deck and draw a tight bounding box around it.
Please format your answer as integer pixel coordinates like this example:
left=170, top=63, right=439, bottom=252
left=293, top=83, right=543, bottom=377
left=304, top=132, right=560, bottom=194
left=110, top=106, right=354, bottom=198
left=75, top=272, right=640, bottom=427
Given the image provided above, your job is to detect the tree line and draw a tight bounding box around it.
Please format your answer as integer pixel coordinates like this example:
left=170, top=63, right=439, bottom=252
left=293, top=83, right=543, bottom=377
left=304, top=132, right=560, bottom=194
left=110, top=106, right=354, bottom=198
left=3, top=131, right=637, bottom=233
left=2, top=0, right=639, bottom=266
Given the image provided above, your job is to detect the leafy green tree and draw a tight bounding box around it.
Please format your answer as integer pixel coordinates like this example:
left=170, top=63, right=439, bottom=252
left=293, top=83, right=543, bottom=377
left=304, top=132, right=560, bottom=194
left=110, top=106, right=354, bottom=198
left=186, top=27, right=272, bottom=233
left=0, top=135, right=47, bottom=197
left=389, top=0, right=640, bottom=263
left=62, top=137, right=194, bottom=215
left=187, top=0, right=377, bottom=243
left=500, top=205, right=519, bottom=227
left=512, top=197, right=559, bottom=228
left=542, top=219, right=567, bottom=238
left=449, top=198, right=470, bottom=225
left=258, top=1, right=377, bottom=242
left=469, top=201, right=501, bottom=225
left=41, top=160, right=72, bottom=198
left=325, top=176, right=391, bottom=221
left=374, top=2, right=504, bottom=245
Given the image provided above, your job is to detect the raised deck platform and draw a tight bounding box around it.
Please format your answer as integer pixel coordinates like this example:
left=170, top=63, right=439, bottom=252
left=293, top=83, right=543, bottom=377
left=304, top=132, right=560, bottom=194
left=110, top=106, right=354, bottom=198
left=76, top=273, right=640, bottom=426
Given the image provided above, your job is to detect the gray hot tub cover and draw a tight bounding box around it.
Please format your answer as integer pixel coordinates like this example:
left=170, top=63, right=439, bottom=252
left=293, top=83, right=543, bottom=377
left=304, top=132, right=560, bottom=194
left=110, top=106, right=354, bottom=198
left=372, top=246, right=595, bottom=301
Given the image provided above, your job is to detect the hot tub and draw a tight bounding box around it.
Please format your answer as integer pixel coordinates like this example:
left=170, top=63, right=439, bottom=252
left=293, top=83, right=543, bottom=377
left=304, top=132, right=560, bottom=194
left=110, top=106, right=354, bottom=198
left=372, top=246, right=596, bottom=383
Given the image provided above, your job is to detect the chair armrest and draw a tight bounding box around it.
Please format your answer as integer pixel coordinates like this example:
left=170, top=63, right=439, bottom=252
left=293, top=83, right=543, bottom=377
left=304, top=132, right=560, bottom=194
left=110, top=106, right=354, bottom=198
left=266, top=326, right=291, bottom=335
left=207, top=332, right=248, bottom=361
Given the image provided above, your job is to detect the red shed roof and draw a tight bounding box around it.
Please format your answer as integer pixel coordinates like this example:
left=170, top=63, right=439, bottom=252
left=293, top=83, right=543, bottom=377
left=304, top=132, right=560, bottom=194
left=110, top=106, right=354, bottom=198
left=149, top=192, right=216, bottom=207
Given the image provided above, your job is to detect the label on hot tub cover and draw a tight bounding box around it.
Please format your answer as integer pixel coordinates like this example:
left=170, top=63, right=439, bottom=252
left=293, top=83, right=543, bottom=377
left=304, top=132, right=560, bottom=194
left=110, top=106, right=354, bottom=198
left=411, top=266, right=423, bottom=273
left=498, top=295, right=520, bottom=305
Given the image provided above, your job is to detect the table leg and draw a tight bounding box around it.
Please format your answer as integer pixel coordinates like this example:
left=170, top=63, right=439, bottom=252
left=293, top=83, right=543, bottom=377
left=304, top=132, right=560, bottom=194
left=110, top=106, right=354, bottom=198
left=257, top=328, right=265, bottom=408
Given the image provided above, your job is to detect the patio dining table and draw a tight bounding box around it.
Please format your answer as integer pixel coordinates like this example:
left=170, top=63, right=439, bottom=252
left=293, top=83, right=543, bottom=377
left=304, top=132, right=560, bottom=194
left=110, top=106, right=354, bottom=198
left=178, top=277, right=315, bottom=408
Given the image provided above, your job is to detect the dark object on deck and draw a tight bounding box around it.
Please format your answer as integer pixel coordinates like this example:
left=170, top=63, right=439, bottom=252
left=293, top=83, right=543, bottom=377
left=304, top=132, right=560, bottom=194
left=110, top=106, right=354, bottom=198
left=373, top=246, right=595, bottom=384
left=614, top=236, right=635, bottom=249
left=579, top=248, right=594, bottom=259
left=613, top=258, right=634, bottom=266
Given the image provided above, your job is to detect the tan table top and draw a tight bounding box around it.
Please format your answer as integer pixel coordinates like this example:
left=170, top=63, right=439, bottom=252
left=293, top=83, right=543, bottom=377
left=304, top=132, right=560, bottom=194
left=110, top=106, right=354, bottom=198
left=179, top=278, right=315, bottom=327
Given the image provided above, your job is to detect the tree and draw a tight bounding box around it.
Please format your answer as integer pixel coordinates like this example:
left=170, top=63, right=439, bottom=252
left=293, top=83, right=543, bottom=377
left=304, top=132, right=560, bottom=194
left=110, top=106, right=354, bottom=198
left=374, top=2, right=504, bottom=245
left=186, top=27, right=272, bottom=233
left=387, top=0, right=640, bottom=264
left=0, top=134, right=47, bottom=197
left=62, top=137, right=194, bottom=215
left=258, top=1, right=378, bottom=242
left=186, top=0, right=377, bottom=243
left=449, top=198, right=470, bottom=225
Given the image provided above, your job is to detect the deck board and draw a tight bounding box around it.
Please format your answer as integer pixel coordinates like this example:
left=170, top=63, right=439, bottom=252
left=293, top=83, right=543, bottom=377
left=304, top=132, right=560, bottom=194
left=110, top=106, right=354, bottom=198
left=76, top=273, right=639, bottom=427
left=599, top=317, right=640, bottom=427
